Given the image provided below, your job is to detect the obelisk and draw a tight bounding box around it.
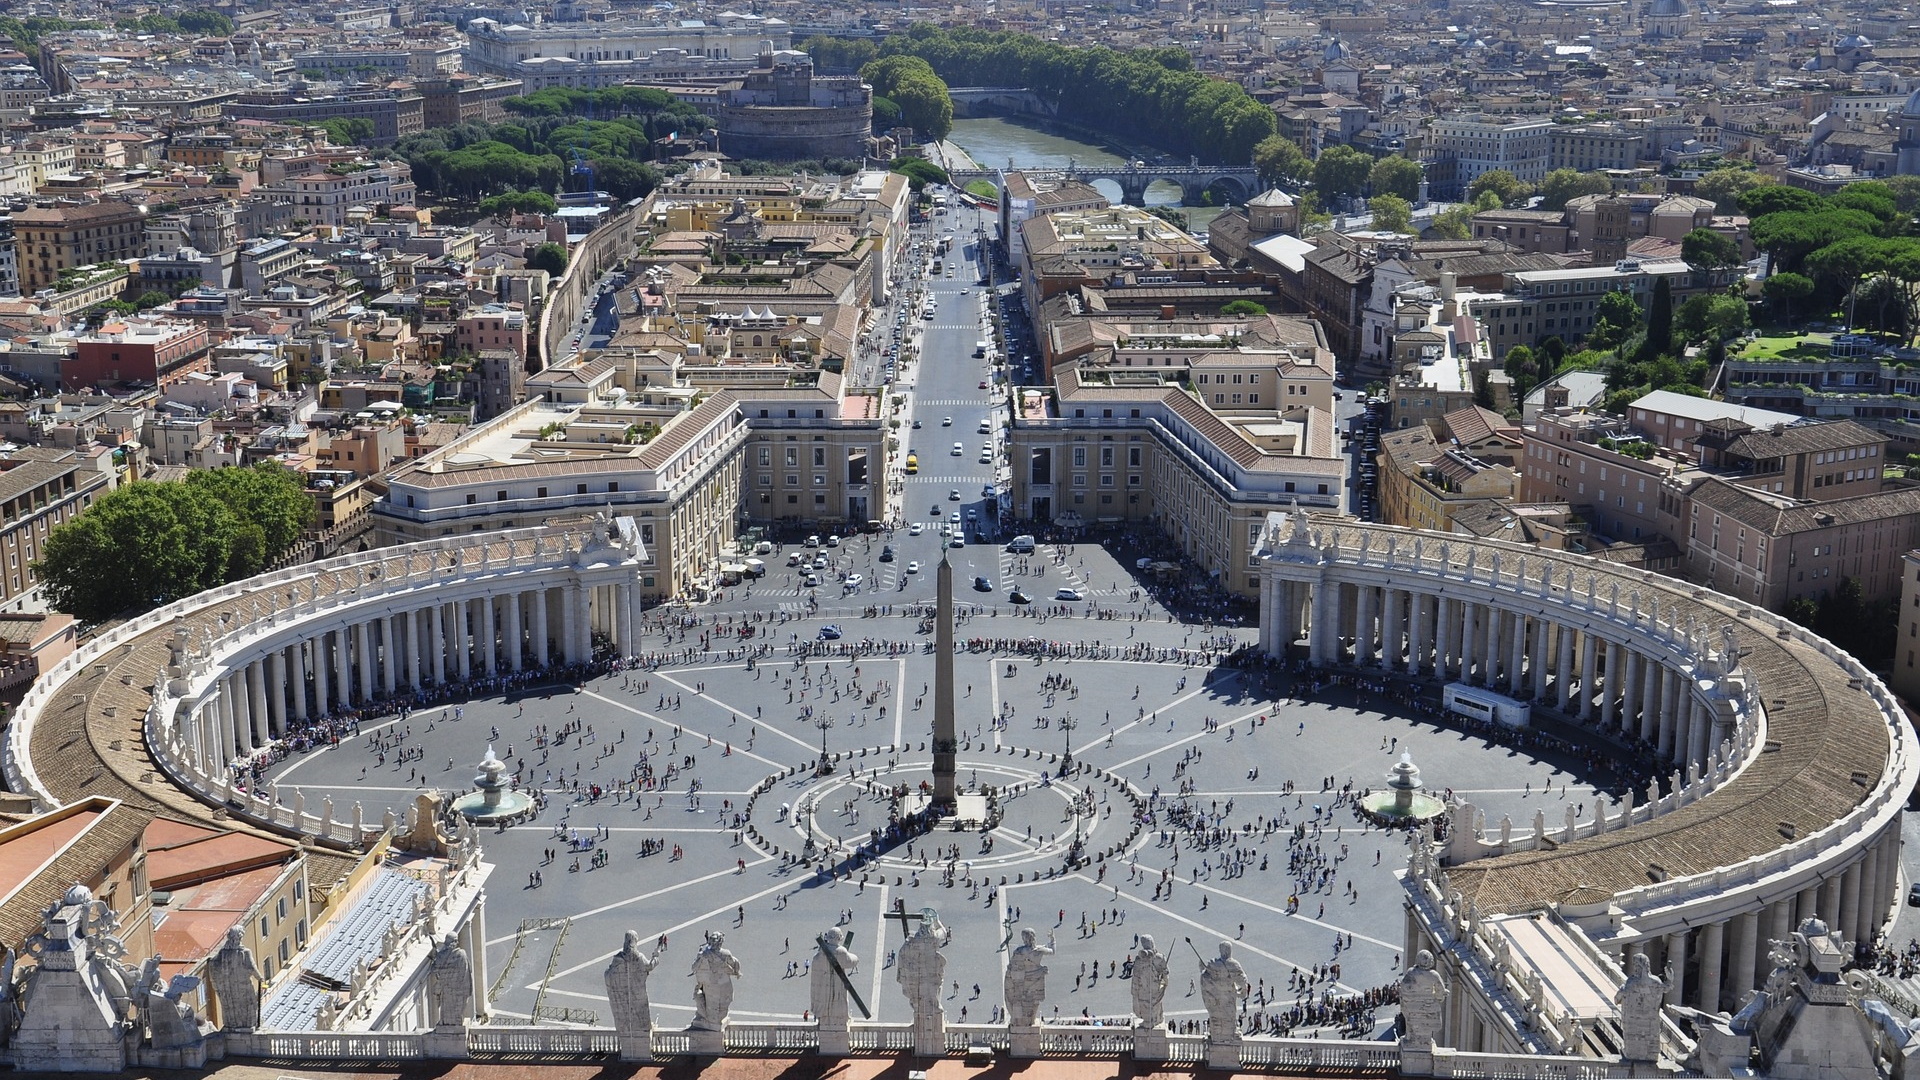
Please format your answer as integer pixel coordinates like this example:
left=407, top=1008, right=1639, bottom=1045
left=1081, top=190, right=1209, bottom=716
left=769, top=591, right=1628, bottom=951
left=931, top=552, right=957, bottom=809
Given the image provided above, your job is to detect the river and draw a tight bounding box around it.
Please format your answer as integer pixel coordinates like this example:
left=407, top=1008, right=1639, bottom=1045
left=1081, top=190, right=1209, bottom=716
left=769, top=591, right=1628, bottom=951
left=946, top=116, right=1226, bottom=235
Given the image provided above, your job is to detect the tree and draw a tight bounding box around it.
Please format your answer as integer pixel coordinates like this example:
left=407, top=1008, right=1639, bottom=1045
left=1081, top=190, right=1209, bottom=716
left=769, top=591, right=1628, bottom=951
left=1429, top=203, right=1473, bottom=240
left=1589, top=291, right=1642, bottom=351
left=1643, top=275, right=1674, bottom=359
left=478, top=190, right=559, bottom=217
left=527, top=242, right=568, bottom=276
left=1880, top=175, right=1920, bottom=218
left=1252, top=135, right=1311, bottom=187
left=1696, top=168, right=1771, bottom=214
left=861, top=56, right=952, bottom=140
left=1805, top=234, right=1888, bottom=327
left=1467, top=169, right=1531, bottom=207
left=1503, top=344, right=1542, bottom=400
left=890, top=157, right=950, bottom=191
left=1311, top=145, right=1372, bottom=204
left=1367, top=156, right=1422, bottom=202
left=1681, top=227, right=1741, bottom=269
left=1762, top=271, right=1815, bottom=321
left=36, top=465, right=310, bottom=623
left=1369, top=193, right=1413, bottom=234
left=1536, top=168, right=1612, bottom=211
left=1740, top=185, right=1824, bottom=219
left=1220, top=300, right=1267, bottom=316
left=314, top=117, right=375, bottom=147
left=1673, top=293, right=1751, bottom=344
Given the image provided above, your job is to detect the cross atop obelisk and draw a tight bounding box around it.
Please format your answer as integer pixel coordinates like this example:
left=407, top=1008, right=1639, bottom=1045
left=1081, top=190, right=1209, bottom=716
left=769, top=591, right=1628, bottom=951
left=931, top=551, right=957, bottom=810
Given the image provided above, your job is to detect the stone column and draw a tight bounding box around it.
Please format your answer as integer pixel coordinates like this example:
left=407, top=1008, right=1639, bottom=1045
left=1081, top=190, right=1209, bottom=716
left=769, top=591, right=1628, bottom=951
left=1409, top=592, right=1430, bottom=675
left=615, top=585, right=636, bottom=659
left=220, top=675, right=243, bottom=758
left=479, top=596, right=498, bottom=675
left=1436, top=596, right=1457, bottom=680
left=1871, top=831, right=1899, bottom=941
left=531, top=589, right=550, bottom=668
left=1578, top=632, right=1599, bottom=722
left=334, top=625, right=354, bottom=708
left=210, top=687, right=230, bottom=766
left=1555, top=623, right=1575, bottom=712
left=1697, top=920, right=1725, bottom=1013
left=1506, top=612, right=1528, bottom=698
left=1639, top=655, right=1661, bottom=745
left=430, top=603, right=447, bottom=686
left=1664, top=929, right=1688, bottom=1007
left=248, top=661, right=270, bottom=749
left=406, top=608, right=423, bottom=689
left=1458, top=602, right=1478, bottom=682
left=314, top=634, right=333, bottom=716
left=1602, top=642, right=1623, bottom=730
left=1730, top=911, right=1758, bottom=1007
left=454, top=602, right=472, bottom=681
left=503, top=593, right=524, bottom=672
left=1657, top=668, right=1680, bottom=759
left=267, top=650, right=288, bottom=738
left=1688, top=699, right=1711, bottom=773
left=470, top=898, right=490, bottom=1019
left=1531, top=619, right=1552, bottom=702
left=1482, top=605, right=1500, bottom=686
left=381, top=616, right=398, bottom=696
left=1621, top=651, right=1643, bottom=742
left=1310, top=577, right=1337, bottom=665
left=291, top=642, right=309, bottom=722
left=563, top=584, right=585, bottom=665
left=1768, top=901, right=1793, bottom=977
left=355, top=620, right=374, bottom=703
left=1353, top=584, right=1376, bottom=666
left=1818, top=876, right=1843, bottom=929
left=1839, top=860, right=1864, bottom=945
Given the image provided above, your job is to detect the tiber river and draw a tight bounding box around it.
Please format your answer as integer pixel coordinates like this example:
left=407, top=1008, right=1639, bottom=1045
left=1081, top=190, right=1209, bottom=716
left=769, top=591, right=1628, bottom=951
left=946, top=116, right=1228, bottom=235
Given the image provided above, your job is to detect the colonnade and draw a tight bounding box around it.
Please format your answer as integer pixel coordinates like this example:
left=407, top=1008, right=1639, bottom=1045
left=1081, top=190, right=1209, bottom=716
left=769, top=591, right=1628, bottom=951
left=188, top=578, right=644, bottom=769
left=1261, top=574, right=1728, bottom=774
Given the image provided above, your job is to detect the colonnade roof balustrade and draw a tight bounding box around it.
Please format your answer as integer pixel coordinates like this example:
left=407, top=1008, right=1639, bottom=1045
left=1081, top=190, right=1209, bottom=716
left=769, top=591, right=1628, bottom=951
left=0, top=518, right=633, bottom=872
left=1266, top=513, right=1912, bottom=921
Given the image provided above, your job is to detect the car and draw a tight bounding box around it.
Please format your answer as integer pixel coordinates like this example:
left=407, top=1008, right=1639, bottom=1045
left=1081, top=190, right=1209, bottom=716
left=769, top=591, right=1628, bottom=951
left=979, top=380, right=989, bottom=389
left=805, top=534, right=820, bottom=547
left=909, top=522, right=924, bottom=536
left=843, top=574, right=863, bottom=588
left=1008, top=589, right=1031, bottom=604
left=939, top=523, right=953, bottom=537
left=818, top=625, right=843, bottom=640
left=788, top=552, right=805, bottom=566
left=965, top=509, right=978, bottom=519
left=949, top=536, right=965, bottom=548
left=912, top=419, right=922, bottom=429
left=949, top=489, right=961, bottom=500
left=906, top=561, right=921, bottom=574
left=1907, top=882, right=1920, bottom=907
left=973, top=575, right=992, bottom=591
left=1055, top=588, right=1083, bottom=601
left=978, top=453, right=992, bottom=464
left=879, top=545, right=895, bottom=562
left=942, top=417, right=953, bottom=426
left=1136, top=557, right=1154, bottom=570
left=952, top=442, right=964, bottom=455
left=983, top=484, right=996, bottom=498
left=825, top=535, right=841, bottom=547
left=978, top=421, right=991, bottom=434
left=949, top=511, right=962, bottom=523
left=803, top=573, right=821, bottom=587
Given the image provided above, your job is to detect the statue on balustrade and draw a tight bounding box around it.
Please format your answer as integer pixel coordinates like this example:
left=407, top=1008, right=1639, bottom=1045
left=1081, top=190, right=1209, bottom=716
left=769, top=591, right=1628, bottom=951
left=1129, top=935, right=1169, bottom=1028
left=1398, top=949, right=1448, bottom=1049
left=896, top=917, right=947, bottom=1026
left=1004, top=928, right=1052, bottom=1027
left=604, top=930, right=658, bottom=1036
left=0, top=947, right=18, bottom=1048
left=1200, top=942, right=1249, bottom=1039
left=427, top=933, right=473, bottom=1029
left=1617, top=950, right=1667, bottom=1062
left=689, top=930, right=740, bottom=1030
left=810, top=927, right=859, bottom=1030
left=206, top=927, right=261, bottom=1032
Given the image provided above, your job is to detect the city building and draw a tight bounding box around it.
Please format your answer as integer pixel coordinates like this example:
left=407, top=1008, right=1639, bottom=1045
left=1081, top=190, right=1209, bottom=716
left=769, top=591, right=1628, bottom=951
left=711, top=49, right=873, bottom=162
left=999, top=172, right=1110, bottom=264
left=13, top=201, right=147, bottom=295
left=1424, top=115, right=1553, bottom=198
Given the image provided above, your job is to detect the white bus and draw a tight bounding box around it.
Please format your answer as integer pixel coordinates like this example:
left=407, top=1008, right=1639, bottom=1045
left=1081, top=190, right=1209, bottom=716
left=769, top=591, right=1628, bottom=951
left=1442, top=682, right=1531, bottom=728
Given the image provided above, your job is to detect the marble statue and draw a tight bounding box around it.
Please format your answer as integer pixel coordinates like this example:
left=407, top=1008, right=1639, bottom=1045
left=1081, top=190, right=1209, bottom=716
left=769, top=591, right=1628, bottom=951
left=1129, top=934, right=1170, bottom=1028
left=206, top=927, right=261, bottom=1031
left=810, top=927, right=859, bottom=1029
left=1004, top=928, right=1053, bottom=1027
left=1617, top=950, right=1668, bottom=1061
left=896, top=919, right=947, bottom=1025
left=144, top=974, right=204, bottom=1050
left=604, top=930, right=657, bottom=1035
left=1200, top=942, right=1249, bottom=1038
left=689, top=930, right=740, bottom=1030
left=1399, top=949, right=1448, bottom=1048
left=427, top=933, right=473, bottom=1029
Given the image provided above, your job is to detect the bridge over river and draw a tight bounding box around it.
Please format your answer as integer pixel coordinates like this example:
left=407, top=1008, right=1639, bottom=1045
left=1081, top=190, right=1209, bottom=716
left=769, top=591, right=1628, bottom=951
left=947, top=158, right=1261, bottom=206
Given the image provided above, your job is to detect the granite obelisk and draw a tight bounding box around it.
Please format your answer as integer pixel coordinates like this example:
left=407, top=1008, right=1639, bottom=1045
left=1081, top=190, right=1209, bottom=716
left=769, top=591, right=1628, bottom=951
left=931, top=552, right=957, bottom=809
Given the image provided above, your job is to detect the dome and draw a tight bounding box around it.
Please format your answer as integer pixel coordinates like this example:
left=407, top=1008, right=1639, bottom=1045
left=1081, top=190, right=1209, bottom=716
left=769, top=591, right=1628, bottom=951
left=1649, top=0, right=1687, bottom=15
left=1323, top=38, right=1349, bottom=62
left=1902, top=87, right=1920, bottom=117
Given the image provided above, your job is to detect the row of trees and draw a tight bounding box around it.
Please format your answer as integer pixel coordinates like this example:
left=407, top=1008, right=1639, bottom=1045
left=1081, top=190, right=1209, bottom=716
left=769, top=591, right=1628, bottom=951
left=385, top=115, right=668, bottom=202
left=38, top=465, right=313, bottom=623
left=804, top=26, right=1276, bottom=164
left=861, top=55, right=954, bottom=141
left=1744, top=180, right=1920, bottom=342
left=117, top=9, right=231, bottom=36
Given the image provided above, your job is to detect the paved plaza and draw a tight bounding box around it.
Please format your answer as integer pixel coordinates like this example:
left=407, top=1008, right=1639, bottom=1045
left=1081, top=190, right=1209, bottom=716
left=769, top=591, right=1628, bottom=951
left=264, top=535, right=1619, bottom=1038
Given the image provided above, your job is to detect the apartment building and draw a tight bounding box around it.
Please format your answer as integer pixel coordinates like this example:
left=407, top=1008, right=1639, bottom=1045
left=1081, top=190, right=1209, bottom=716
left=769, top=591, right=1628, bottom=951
left=0, top=444, right=114, bottom=607
left=462, top=16, right=778, bottom=89
left=65, top=319, right=213, bottom=391
left=256, top=162, right=418, bottom=227
left=1424, top=115, right=1553, bottom=197
left=999, top=172, right=1110, bottom=263
left=1548, top=123, right=1647, bottom=172
left=13, top=201, right=148, bottom=294
left=1478, top=258, right=1741, bottom=355
left=223, top=90, right=424, bottom=147
left=1894, top=551, right=1920, bottom=705
left=1521, top=406, right=1697, bottom=545
left=1006, top=340, right=1343, bottom=598
left=1684, top=476, right=1920, bottom=610
left=1375, top=425, right=1519, bottom=534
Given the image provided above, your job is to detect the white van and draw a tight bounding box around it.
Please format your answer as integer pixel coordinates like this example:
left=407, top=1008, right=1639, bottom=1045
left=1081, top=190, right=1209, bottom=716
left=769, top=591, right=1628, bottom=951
left=1007, top=535, right=1036, bottom=553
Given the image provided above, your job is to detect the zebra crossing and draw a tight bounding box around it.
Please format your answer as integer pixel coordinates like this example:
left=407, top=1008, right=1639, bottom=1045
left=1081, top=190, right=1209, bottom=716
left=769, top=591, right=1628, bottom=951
left=914, top=398, right=993, bottom=408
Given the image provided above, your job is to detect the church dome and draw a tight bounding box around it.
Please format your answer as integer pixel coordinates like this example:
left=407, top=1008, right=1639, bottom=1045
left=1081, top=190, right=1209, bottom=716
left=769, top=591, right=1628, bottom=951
left=1903, top=87, right=1920, bottom=118
left=1649, top=0, right=1687, bottom=17
left=1323, top=39, right=1349, bottom=62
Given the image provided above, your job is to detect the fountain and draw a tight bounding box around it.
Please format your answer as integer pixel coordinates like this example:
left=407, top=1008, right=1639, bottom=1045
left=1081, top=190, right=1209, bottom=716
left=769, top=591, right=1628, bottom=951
left=1360, top=751, right=1446, bottom=826
left=450, top=745, right=534, bottom=825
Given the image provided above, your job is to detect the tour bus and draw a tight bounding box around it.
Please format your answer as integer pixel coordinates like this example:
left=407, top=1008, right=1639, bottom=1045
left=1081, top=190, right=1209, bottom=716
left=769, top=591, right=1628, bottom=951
left=905, top=452, right=919, bottom=474
left=931, top=258, right=944, bottom=276
left=973, top=340, right=989, bottom=358
left=938, top=234, right=953, bottom=254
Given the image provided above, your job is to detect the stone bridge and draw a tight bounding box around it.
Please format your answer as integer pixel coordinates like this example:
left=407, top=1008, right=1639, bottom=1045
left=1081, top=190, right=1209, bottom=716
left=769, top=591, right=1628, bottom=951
left=945, top=86, right=1055, bottom=119
left=948, top=162, right=1261, bottom=206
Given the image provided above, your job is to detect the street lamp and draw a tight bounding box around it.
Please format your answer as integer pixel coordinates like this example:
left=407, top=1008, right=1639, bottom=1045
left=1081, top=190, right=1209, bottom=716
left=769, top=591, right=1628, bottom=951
left=814, top=714, right=837, bottom=776
left=1057, top=715, right=1077, bottom=776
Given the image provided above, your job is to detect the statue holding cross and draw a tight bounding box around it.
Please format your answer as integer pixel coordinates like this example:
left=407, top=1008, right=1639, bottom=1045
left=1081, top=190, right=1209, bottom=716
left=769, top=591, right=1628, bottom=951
left=896, top=906, right=949, bottom=1055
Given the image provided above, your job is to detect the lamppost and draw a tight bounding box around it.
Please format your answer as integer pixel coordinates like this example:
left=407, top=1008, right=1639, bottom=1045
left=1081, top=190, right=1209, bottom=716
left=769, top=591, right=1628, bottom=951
left=1058, top=715, right=1077, bottom=776
left=814, top=714, right=836, bottom=776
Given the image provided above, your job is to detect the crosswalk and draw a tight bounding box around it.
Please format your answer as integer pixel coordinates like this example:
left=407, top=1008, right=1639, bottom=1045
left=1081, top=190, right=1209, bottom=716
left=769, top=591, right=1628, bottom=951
left=915, top=398, right=992, bottom=408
